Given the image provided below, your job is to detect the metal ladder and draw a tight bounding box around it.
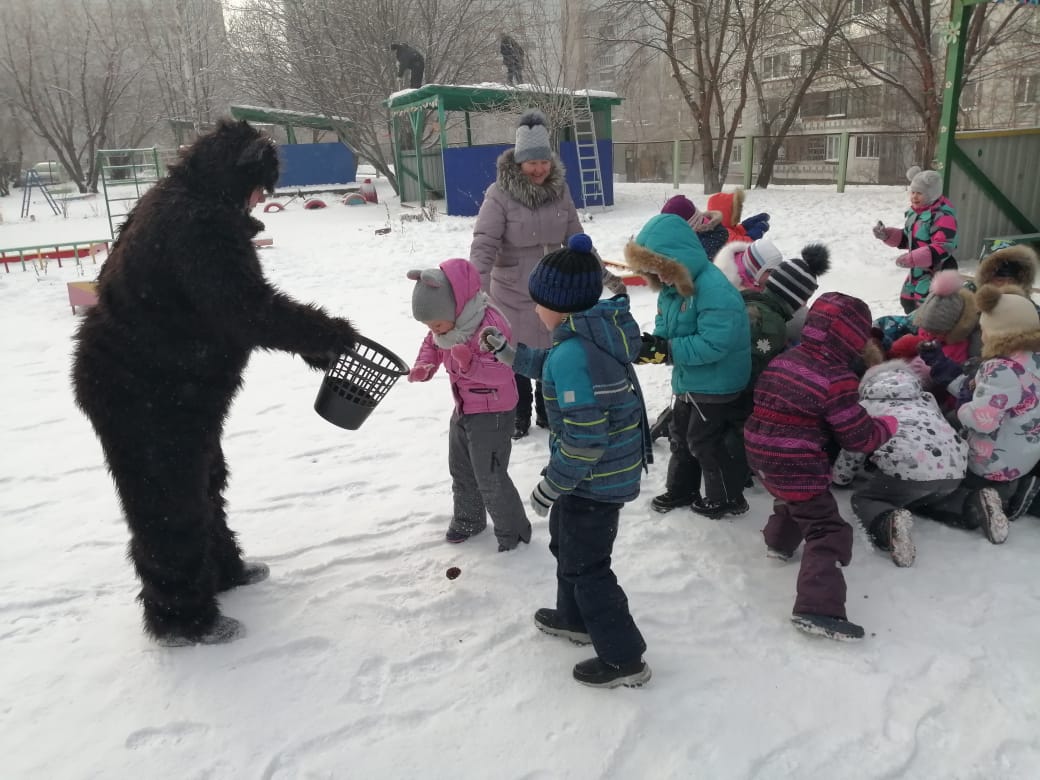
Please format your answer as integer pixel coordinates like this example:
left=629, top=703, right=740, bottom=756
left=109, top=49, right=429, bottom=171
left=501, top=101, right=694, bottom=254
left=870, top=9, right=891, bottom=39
left=570, top=92, right=604, bottom=210
left=20, top=170, right=61, bottom=218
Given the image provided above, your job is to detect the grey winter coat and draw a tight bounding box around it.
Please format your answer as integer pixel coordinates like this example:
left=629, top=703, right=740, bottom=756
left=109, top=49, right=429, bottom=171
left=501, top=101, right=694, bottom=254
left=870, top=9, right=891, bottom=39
left=469, top=149, right=582, bottom=349
left=832, top=360, right=968, bottom=485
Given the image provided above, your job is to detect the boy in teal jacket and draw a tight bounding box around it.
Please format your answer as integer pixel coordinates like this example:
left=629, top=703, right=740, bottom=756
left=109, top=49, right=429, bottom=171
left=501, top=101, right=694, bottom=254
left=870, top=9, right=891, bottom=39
left=625, top=213, right=752, bottom=517
left=480, top=234, right=653, bottom=689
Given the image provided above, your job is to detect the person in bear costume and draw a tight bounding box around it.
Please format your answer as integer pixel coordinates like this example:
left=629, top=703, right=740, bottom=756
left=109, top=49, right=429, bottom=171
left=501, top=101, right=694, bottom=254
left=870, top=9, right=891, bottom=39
left=72, top=119, right=360, bottom=647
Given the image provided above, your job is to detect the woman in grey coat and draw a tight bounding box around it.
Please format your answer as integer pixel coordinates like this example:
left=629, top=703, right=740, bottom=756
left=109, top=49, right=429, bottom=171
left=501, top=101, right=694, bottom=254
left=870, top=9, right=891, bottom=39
left=469, top=110, right=583, bottom=439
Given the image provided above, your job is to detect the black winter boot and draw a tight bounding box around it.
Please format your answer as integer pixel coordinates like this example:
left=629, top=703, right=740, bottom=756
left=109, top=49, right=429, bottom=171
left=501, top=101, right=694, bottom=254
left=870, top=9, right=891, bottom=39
left=533, top=608, right=591, bottom=645
left=512, top=417, right=530, bottom=440
left=791, top=613, right=865, bottom=641
left=651, top=491, right=695, bottom=513
left=691, top=469, right=748, bottom=519
left=572, top=657, right=652, bottom=688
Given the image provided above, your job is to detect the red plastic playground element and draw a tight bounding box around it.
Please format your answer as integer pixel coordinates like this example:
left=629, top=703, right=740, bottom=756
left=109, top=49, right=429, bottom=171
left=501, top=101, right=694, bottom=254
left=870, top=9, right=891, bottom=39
left=263, top=202, right=285, bottom=213
left=304, top=199, right=327, bottom=210
left=360, top=178, right=378, bottom=204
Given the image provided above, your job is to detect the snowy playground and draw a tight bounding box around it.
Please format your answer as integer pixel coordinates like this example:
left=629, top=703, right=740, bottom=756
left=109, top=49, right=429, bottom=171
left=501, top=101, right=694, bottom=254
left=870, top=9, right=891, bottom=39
left=2, top=179, right=1039, bottom=778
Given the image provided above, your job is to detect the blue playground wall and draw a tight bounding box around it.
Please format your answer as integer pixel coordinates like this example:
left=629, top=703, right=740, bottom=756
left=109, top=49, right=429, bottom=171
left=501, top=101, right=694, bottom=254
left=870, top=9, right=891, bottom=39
left=442, top=140, right=615, bottom=217
left=277, top=143, right=357, bottom=187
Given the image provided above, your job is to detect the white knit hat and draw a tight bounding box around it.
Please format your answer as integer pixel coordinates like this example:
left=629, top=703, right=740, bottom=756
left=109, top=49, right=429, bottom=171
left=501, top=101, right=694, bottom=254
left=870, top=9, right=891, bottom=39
left=907, top=166, right=943, bottom=205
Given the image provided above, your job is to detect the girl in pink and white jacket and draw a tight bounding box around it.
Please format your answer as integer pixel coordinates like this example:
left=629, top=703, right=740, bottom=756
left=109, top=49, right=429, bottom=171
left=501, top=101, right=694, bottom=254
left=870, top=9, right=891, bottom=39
left=407, top=258, right=531, bottom=551
left=917, top=284, right=1040, bottom=544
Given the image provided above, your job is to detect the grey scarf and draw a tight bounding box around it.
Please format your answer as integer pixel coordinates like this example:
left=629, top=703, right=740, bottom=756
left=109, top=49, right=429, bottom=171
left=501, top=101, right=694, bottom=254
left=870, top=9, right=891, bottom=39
left=433, top=291, right=499, bottom=348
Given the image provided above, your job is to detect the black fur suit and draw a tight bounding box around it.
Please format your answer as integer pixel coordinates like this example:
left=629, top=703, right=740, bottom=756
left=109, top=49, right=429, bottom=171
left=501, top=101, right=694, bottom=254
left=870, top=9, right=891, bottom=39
left=72, top=120, right=358, bottom=644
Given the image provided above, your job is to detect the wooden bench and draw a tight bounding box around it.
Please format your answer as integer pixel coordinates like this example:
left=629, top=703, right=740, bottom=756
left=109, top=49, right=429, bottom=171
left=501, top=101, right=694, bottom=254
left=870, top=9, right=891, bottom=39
left=67, top=281, right=99, bottom=314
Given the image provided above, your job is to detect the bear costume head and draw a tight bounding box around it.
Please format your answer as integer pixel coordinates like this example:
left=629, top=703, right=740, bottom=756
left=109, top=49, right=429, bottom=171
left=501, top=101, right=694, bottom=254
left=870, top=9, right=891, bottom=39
left=171, top=119, right=281, bottom=208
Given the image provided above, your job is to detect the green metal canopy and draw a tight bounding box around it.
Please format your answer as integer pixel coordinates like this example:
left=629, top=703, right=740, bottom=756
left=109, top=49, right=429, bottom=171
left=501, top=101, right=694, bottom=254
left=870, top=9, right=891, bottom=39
left=383, top=83, right=622, bottom=115
left=229, top=105, right=354, bottom=144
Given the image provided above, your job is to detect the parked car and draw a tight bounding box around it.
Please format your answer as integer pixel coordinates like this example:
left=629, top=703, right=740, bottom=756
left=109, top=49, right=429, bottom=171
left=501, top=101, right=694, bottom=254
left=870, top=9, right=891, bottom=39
left=15, top=161, right=68, bottom=187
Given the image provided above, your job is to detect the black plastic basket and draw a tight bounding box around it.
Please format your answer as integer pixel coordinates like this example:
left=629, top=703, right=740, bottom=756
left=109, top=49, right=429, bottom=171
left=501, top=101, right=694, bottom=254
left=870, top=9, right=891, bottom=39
left=314, top=336, right=409, bottom=430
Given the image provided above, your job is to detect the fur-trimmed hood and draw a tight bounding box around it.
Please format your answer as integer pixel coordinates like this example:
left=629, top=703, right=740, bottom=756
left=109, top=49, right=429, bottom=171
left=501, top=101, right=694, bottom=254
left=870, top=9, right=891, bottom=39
left=860, top=359, right=923, bottom=400
left=706, top=190, right=745, bottom=229
left=982, top=329, right=1040, bottom=361
left=976, top=244, right=1038, bottom=291
left=495, top=148, right=567, bottom=210
left=623, top=213, right=708, bottom=297
left=713, top=240, right=751, bottom=289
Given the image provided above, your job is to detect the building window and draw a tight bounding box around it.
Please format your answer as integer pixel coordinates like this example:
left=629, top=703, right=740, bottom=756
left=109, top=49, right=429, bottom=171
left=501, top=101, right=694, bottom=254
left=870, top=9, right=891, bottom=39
left=800, top=47, right=819, bottom=76
left=848, top=0, right=878, bottom=17
left=855, top=134, right=880, bottom=158
left=848, top=85, right=881, bottom=118
left=763, top=54, right=789, bottom=80
left=827, top=90, right=848, bottom=117
left=731, top=143, right=742, bottom=163
left=1015, top=75, right=1038, bottom=105
left=825, top=134, right=842, bottom=161
left=806, top=136, right=827, bottom=161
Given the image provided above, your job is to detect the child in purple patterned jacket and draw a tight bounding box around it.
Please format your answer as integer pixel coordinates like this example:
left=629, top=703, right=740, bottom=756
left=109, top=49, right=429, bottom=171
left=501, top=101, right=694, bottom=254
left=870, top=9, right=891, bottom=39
left=407, top=258, right=531, bottom=551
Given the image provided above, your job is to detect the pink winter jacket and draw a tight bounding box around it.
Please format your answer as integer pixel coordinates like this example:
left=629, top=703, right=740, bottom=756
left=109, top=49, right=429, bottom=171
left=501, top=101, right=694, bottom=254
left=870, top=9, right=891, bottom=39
left=469, top=150, right=582, bottom=350
left=412, top=259, right=519, bottom=416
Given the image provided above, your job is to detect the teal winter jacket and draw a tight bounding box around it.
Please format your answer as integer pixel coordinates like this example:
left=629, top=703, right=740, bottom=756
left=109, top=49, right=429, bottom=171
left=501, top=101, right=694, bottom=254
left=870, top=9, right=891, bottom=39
left=624, top=213, right=751, bottom=396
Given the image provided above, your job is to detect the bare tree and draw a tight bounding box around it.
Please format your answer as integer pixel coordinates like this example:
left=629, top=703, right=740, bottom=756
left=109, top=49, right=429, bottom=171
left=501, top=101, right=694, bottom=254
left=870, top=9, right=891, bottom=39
left=833, top=0, right=1029, bottom=166
left=748, top=0, right=850, bottom=188
left=226, top=0, right=509, bottom=192
left=598, top=0, right=775, bottom=194
left=136, top=0, right=234, bottom=137
left=0, top=0, right=154, bottom=192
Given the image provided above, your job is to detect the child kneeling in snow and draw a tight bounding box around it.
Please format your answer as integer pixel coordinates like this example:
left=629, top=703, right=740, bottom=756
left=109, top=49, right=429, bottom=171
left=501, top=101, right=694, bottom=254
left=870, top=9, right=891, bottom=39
left=744, top=292, right=895, bottom=641
left=407, top=258, right=531, bottom=552
left=914, top=284, right=1040, bottom=543
left=481, top=234, right=654, bottom=689
left=832, top=360, right=968, bottom=567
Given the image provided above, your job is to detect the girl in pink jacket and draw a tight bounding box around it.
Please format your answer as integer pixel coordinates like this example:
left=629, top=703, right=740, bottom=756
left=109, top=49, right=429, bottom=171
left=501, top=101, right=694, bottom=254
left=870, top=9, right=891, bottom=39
left=407, top=258, right=531, bottom=551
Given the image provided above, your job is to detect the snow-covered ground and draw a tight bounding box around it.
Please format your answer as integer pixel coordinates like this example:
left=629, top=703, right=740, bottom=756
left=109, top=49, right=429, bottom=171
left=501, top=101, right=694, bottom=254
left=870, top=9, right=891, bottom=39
left=2, top=179, right=1038, bottom=779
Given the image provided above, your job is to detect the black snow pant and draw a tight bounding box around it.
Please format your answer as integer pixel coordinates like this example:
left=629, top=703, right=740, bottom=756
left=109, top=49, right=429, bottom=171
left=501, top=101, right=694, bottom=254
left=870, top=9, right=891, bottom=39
left=549, top=494, right=646, bottom=666
left=515, top=371, right=546, bottom=425
left=667, top=391, right=751, bottom=502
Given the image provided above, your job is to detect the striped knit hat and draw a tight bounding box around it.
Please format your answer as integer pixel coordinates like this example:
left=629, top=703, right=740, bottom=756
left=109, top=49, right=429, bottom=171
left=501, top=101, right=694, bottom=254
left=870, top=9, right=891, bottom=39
left=765, top=243, right=831, bottom=310
left=741, top=238, right=783, bottom=285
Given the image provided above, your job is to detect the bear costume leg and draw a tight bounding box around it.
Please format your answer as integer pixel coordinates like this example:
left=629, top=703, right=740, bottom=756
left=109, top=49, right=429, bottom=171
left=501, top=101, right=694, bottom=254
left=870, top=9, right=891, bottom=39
left=97, top=410, right=232, bottom=642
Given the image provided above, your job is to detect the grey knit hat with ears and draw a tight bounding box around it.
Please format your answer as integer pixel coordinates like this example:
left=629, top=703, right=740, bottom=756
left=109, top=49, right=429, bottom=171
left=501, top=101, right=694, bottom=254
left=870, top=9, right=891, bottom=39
left=907, top=166, right=943, bottom=205
left=407, top=267, right=456, bottom=322
left=514, top=110, right=552, bottom=163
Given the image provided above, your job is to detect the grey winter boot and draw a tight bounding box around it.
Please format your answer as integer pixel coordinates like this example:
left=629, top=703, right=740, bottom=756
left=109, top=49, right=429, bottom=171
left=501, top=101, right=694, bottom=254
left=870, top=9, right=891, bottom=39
left=969, top=488, right=1009, bottom=544
left=869, top=509, right=916, bottom=567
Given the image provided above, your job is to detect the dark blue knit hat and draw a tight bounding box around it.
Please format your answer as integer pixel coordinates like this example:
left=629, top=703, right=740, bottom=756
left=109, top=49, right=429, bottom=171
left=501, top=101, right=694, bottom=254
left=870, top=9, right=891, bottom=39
left=528, top=234, right=603, bottom=313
